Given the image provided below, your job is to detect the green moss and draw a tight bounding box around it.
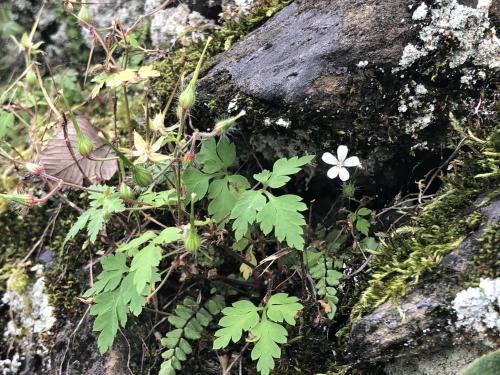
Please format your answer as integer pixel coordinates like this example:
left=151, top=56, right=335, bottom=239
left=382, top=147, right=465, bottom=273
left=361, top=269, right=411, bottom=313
left=472, top=222, right=500, bottom=280
left=350, top=124, right=500, bottom=322
left=7, top=267, right=30, bottom=294
left=152, top=0, right=292, bottom=101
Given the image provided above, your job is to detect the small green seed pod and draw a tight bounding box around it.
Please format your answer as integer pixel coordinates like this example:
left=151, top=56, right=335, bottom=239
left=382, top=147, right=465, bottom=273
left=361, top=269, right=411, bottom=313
left=119, top=183, right=135, bottom=200
left=76, top=133, right=94, bottom=157
left=132, top=166, right=153, bottom=187
left=184, top=225, right=201, bottom=252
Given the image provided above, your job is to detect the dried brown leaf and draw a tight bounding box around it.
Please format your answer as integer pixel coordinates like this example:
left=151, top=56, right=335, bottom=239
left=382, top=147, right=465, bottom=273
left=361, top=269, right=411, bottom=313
left=40, top=116, right=117, bottom=185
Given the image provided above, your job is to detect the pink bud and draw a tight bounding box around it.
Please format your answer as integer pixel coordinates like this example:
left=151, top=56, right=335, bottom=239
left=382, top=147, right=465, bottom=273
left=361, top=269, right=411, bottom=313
left=25, top=162, right=44, bottom=176
left=184, top=151, right=195, bottom=164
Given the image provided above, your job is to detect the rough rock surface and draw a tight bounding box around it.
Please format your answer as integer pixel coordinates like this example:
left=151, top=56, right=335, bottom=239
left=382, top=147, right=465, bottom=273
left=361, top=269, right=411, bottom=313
left=348, top=196, right=500, bottom=373
left=196, top=0, right=498, bottom=204
left=201, top=0, right=412, bottom=103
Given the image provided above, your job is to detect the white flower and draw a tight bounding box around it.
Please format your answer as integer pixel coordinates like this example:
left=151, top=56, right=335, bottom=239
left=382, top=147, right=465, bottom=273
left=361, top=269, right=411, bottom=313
left=322, top=145, right=360, bottom=181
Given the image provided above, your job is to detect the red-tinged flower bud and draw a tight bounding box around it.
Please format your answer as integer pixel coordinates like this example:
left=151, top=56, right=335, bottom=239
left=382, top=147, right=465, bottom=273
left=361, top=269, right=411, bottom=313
left=76, top=133, right=94, bottom=157
left=132, top=166, right=153, bottom=187
left=25, top=162, right=44, bottom=176
left=214, top=110, right=246, bottom=135
left=183, top=151, right=195, bottom=164
left=0, top=193, right=39, bottom=206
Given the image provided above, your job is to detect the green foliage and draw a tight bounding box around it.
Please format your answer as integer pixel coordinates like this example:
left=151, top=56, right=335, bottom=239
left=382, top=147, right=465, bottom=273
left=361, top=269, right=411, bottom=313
left=83, top=253, right=151, bottom=353
left=230, top=155, right=314, bottom=250
left=461, top=350, right=500, bottom=375
left=305, top=249, right=342, bottom=319
left=64, top=185, right=125, bottom=245
left=160, top=295, right=225, bottom=375
left=84, top=228, right=181, bottom=353
left=254, top=155, right=314, bottom=189
left=348, top=207, right=372, bottom=236
left=257, top=192, right=308, bottom=250
left=231, top=190, right=267, bottom=240
left=0, top=110, right=14, bottom=140
left=213, top=293, right=303, bottom=375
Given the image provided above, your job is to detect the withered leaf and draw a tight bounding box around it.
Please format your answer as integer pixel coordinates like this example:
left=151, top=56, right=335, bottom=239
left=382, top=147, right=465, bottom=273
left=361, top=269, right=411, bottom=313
left=40, top=116, right=117, bottom=185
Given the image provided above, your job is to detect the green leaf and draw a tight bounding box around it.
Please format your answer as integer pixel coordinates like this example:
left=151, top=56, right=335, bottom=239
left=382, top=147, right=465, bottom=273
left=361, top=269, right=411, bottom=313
left=154, top=227, right=182, bottom=245
left=90, top=288, right=128, bottom=354
left=196, top=138, right=235, bottom=173
left=118, top=231, right=157, bottom=256
left=230, top=190, right=267, bottom=240
left=84, top=253, right=129, bottom=297
left=356, top=217, right=370, bottom=236
left=183, top=167, right=213, bottom=202
left=87, top=210, right=105, bottom=244
left=102, top=195, right=126, bottom=213
left=121, top=272, right=147, bottom=316
left=208, top=175, right=250, bottom=222
left=266, top=293, right=303, bottom=325
left=257, top=193, right=307, bottom=250
left=130, top=244, right=162, bottom=293
left=250, top=318, right=288, bottom=375
left=139, top=189, right=177, bottom=207
left=359, top=236, right=379, bottom=254
left=64, top=211, right=91, bottom=245
left=0, top=110, right=14, bottom=140
left=254, top=155, right=314, bottom=189
left=213, top=300, right=260, bottom=349
left=357, top=207, right=372, bottom=216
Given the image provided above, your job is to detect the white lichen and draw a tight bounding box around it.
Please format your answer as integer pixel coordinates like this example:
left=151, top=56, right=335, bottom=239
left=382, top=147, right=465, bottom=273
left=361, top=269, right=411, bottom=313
left=453, top=278, right=500, bottom=333
left=2, top=265, right=56, bottom=347
left=398, top=0, right=499, bottom=70
left=412, top=2, right=428, bottom=21
left=0, top=352, right=22, bottom=375
left=357, top=60, right=369, bottom=68
left=149, top=4, right=215, bottom=48
left=275, top=118, right=291, bottom=128
left=415, top=84, right=428, bottom=96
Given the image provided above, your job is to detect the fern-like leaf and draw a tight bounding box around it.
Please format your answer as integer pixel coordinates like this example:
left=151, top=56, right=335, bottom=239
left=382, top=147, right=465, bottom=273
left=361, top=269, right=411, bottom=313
left=160, top=295, right=225, bottom=375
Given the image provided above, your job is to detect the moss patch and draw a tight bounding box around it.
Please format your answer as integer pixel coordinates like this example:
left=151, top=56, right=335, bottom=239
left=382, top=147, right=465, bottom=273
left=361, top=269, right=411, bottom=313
left=350, top=123, right=500, bottom=321
left=473, top=222, right=500, bottom=280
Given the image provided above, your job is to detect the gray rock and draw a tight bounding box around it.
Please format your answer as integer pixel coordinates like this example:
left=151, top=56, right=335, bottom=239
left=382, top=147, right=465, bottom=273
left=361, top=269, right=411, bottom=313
left=195, top=0, right=498, bottom=203
left=347, top=197, right=500, bottom=371
left=200, top=0, right=412, bottom=104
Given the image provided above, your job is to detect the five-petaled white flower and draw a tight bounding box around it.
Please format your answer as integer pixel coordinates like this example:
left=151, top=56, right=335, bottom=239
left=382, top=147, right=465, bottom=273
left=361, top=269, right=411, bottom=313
left=322, top=145, right=360, bottom=181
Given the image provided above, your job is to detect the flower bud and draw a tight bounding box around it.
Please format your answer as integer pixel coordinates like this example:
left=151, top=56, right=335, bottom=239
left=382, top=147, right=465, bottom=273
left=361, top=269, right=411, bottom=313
left=119, top=183, right=134, bottom=200
left=26, top=69, right=37, bottom=87
left=64, top=1, right=74, bottom=14
left=183, top=151, right=195, bottom=164
left=184, top=224, right=201, bottom=252
left=132, top=166, right=153, bottom=187
left=0, top=193, right=38, bottom=206
left=214, top=110, right=246, bottom=135
left=78, top=1, right=92, bottom=25
left=25, top=162, right=44, bottom=176
left=178, top=83, right=196, bottom=111
left=76, top=133, right=94, bottom=157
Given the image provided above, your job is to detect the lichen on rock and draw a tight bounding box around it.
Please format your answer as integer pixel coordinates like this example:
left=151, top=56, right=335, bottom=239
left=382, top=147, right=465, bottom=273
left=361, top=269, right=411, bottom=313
left=397, top=0, right=499, bottom=70
left=453, top=278, right=500, bottom=333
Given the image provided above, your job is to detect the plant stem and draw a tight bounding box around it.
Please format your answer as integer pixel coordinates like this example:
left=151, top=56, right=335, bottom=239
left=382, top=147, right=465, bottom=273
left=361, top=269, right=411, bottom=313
left=123, top=86, right=133, bottom=148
